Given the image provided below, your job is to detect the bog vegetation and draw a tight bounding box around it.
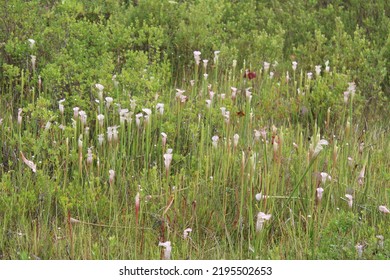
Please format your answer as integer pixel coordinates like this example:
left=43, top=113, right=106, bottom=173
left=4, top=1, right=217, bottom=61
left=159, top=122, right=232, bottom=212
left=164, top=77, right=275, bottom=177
left=0, top=0, right=389, bottom=260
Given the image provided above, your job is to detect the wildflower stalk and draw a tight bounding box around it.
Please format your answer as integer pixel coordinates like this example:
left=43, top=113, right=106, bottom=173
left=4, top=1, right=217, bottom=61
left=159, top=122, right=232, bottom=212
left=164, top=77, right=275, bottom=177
left=194, top=57, right=199, bottom=99
left=349, top=88, right=354, bottom=142
left=175, top=101, right=183, bottom=149
left=275, top=151, right=320, bottom=223
left=21, top=70, right=25, bottom=105
left=361, top=152, right=371, bottom=203
left=144, top=117, right=151, bottom=172
left=63, top=137, right=69, bottom=189
left=238, top=151, right=246, bottom=258
left=195, top=122, right=206, bottom=196
left=262, top=135, right=270, bottom=210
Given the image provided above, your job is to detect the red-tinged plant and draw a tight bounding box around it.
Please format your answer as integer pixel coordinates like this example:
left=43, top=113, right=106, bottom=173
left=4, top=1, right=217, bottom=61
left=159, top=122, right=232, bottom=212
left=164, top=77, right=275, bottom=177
left=244, top=70, right=256, bottom=80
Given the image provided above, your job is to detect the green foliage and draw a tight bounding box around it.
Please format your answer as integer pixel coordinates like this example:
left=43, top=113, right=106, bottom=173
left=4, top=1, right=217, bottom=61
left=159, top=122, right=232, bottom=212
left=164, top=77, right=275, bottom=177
left=316, top=211, right=385, bottom=260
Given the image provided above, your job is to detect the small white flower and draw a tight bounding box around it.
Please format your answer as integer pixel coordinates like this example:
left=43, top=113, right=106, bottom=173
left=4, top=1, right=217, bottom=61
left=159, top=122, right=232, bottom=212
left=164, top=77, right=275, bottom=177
left=203, top=59, right=208, bottom=69
left=212, top=135, right=219, bottom=148
left=119, top=109, right=131, bottom=124
left=231, top=87, right=237, bottom=99
left=175, top=88, right=185, bottom=98
left=259, top=128, right=267, bottom=141
left=107, top=127, right=113, bottom=143
left=272, top=125, right=277, bottom=135
left=119, top=107, right=128, bottom=115
left=292, top=61, right=298, bottom=71
left=345, top=194, right=353, bottom=208
left=376, top=235, right=384, bottom=249
left=183, top=228, right=192, bottom=239
left=135, top=113, right=143, bottom=128
left=135, top=192, right=140, bottom=223
left=256, top=212, right=272, bottom=232
left=359, top=142, right=365, bottom=153
left=286, top=71, right=290, bottom=82
left=245, top=88, right=252, bottom=98
left=163, top=150, right=173, bottom=172
left=255, top=193, right=267, bottom=201
left=97, top=114, right=104, bottom=127
left=263, top=62, right=270, bottom=72
left=315, top=65, right=321, bottom=76
left=95, top=83, right=104, bottom=92
left=18, top=108, right=23, bottom=125
left=320, top=172, right=332, bottom=184
left=348, top=156, right=354, bottom=167
left=130, top=99, right=137, bottom=111
left=142, top=108, right=152, bottom=116
left=58, top=99, right=65, bottom=114
left=112, top=126, right=119, bottom=142
left=45, top=121, right=51, bottom=131
left=193, top=51, right=201, bottom=65
left=158, top=241, right=172, bottom=260
left=203, top=73, right=208, bottom=79
left=30, top=55, right=36, bottom=70
left=316, top=187, right=324, bottom=201
left=313, top=139, right=329, bottom=157
left=95, top=83, right=104, bottom=100
left=233, top=133, right=239, bottom=148
left=254, top=130, right=261, bottom=141
left=224, top=111, right=230, bottom=124
left=205, top=99, right=211, bottom=109
left=232, top=60, right=237, bottom=68
left=109, top=169, right=115, bottom=185
left=69, top=217, right=81, bottom=224
left=355, top=243, right=364, bottom=258
left=209, top=91, right=215, bottom=100
left=348, top=82, right=356, bottom=97
left=307, top=72, right=313, bottom=80
left=378, top=205, right=390, bottom=214
left=358, top=165, right=366, bottom=186
left=87, top=147, right=93, bottom=165
left=180, top=95, right=188, bottom=103
left=105, top=97, right=113, bottom=108
left=98, top=134, right=104, bottom=146
left=213, top=50, right=220, bottom=64
left=73, top=107, right=79, bottom=119
left=343, top=91, right=350, bottom=104
left=156, top=103, right=164, bottom=115
left=112, top=74, right=118, bottom=88
left=325, top=60, right=330, bottom=72
left=161, top=132, right=167, bottom=147
left=20, top=151, right=36, bottom=173
left=269, top=71, right=274, bottom=79
left=28, top=39, right=36, bottom=48
left=78, top=135, right=83, bottom=149
left=79, top=110, right=87, bottom=125
left=220, top=107, right=226, bottom=116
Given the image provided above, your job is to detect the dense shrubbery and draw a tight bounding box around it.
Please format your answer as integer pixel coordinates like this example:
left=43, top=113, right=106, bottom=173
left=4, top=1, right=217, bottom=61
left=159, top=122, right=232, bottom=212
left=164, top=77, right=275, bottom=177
left=1, top=0, right=389, bottom=115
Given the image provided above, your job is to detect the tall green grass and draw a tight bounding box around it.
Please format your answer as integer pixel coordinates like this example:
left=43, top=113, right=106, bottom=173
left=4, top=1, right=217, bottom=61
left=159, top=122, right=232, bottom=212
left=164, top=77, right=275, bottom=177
left=0, top=55, right=389, bottom=260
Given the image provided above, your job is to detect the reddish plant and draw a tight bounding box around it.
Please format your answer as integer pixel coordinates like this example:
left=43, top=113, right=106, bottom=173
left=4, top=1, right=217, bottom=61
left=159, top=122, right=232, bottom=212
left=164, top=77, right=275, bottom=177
left=244, top=70, right=256, bottom=80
